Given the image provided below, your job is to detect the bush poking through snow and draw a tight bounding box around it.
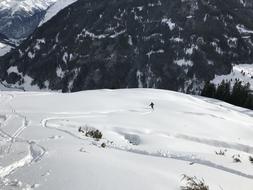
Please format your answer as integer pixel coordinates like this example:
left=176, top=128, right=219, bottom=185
left=249, top=156, right=253, bottom=164
left=101, top=143, right=106, bottom=148
left=233, top=158, right=241, bottom=163
left=232, top=155, right=241, bottom=163
left=85, top=129, right=103, bottom=140
left=180, top=175, right=209, bottom=190
left=78, top=125, right=103, bottom=140
left=78, top=127, right=85, bottom=133
left=215, top=149, right=226, bottom=156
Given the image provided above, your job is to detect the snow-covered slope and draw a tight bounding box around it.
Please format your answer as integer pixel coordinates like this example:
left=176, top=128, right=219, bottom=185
left=39, top=0, right=77, bottom=26
left=212, top=64, right=253, bottom=89
left=0, top=42, right=12, bottom=56
left=0, top=89, right=253, bottom=190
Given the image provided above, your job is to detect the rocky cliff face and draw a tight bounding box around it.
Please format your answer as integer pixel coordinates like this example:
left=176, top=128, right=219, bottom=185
left=1, top=0, right=253, bottom=92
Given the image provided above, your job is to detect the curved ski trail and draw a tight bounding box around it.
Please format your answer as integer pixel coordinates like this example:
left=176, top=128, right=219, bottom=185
left=42, top=113, right=253, bottom=181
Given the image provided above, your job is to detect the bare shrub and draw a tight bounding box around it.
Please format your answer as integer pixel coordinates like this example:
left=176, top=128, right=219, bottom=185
left=85, top=129, right=102, bottom=140
left=215, top=149, right=226, bottom=156
left=78, top=125, right=103, bottom=140
left=180, top=175, right=209, bottom=190
left=232, top=154, right=241, bottom=163
left=101, top=143, right=106, bottom=148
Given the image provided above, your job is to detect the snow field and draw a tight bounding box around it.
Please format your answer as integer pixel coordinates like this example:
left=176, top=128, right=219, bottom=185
left=0, top=89, right=253, bottom=189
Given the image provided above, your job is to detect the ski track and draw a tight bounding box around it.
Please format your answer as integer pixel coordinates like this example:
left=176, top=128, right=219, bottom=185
left=176, top=134, right=253, bottom=154
left=109, top=146, right=253, bottom=180
left=41, top=112, right=253, bottom=181
left=1, top=92, right=253, bottom=186
left=0, top=153, right=33, bottom=178
left=0, top=93, right=46, bottom=187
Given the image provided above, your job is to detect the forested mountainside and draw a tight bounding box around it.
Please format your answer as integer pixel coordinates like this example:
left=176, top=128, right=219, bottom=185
left=1, top=0, right=253, bottom=92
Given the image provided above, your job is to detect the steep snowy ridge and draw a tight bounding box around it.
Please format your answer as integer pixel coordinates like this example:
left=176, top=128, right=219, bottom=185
left=0, top=89, right=253, bottom=190
left=0, top=42, right=12, bottom=56
left=0, top=33, right=14, bottom=56
left=39, top=0, right=77, bottom=26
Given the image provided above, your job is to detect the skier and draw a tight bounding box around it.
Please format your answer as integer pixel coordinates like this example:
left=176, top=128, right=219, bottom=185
left=149, top=102, right=154, bottom=110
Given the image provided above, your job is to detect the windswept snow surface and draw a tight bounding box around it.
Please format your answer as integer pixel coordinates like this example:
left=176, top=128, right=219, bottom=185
left=0, top=89, right=253, bottom=189
left=39, top=0, right=77, bottom=26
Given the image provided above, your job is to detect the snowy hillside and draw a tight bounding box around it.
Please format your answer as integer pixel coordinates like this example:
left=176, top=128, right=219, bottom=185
left=0, top=89, right=253, bottom=190
left=212, top=64, right=253, bottom=89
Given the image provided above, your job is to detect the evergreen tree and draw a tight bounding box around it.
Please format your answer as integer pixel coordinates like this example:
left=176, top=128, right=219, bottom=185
left=230, top=81, right=249, bottom=106
left=244, top=94, right=253, bottom=109
left=216, top=80, right=230, bottom=102
left=201, top=80, right=253, bottom=110
left=201, top=81, right=216, bottom=98
left=224, top=81, right=231, bottom=102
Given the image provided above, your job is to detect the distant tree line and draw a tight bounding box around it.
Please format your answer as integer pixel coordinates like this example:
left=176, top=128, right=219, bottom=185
left=201, top=80, right=253, bottom=109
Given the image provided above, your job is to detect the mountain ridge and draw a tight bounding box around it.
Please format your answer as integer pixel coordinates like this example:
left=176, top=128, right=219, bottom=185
left=0, top=0, right=72, bottom=40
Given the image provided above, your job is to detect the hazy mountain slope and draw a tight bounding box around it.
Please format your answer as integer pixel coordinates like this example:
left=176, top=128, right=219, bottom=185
left=0, top=0, right=57, bottom=40
left=0, top=0, right=57, bottom=13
